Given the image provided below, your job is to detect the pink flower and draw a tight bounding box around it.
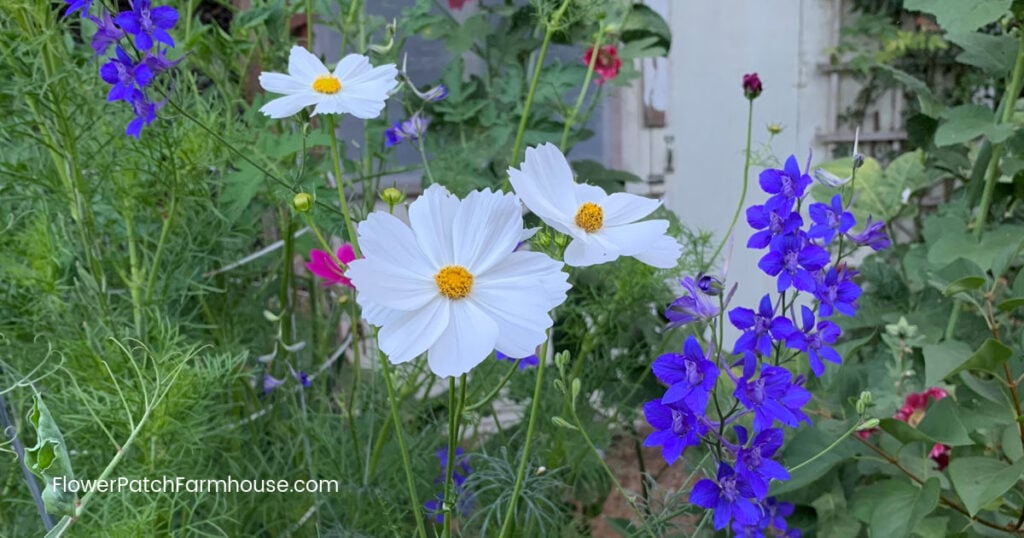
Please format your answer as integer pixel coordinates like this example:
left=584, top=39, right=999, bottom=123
left=583, top=45, right=622, bottom=84
left=306, top=244, right=357, bottom=288
left=894, top=387, right=951, bottom=470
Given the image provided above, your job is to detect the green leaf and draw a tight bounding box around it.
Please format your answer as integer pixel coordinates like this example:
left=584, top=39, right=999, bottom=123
left=948, top=32, right=1019, bottom=75
left=927, top=225, right=1024, bottom=273
left=24, top=392, right=76, bottom=517
left=998, top=297, right=1024, bottom=311
left=947, top=338, right=1013, bottom=378
left=852, top=478, right=940, bottom=537
left=445, top=14, right=489, bottom=55
left=924, top=340, right=973, bottom=386
left=880, top=418, right=938, bottom=445
left=621, top=4, right=671, bottom=54
left=948, top=457, right=1024, bottom=515
left=878, top=65, right=944, bottom=117
left=1003, top=425, right=1024, bottom=461
left=904, top=0, right=1011, bottom=34
left=916, top=397, right=974, bottom=446
left=943, top=276, right=987, bottom=296
left=934, top=104, right=1015, bottom=146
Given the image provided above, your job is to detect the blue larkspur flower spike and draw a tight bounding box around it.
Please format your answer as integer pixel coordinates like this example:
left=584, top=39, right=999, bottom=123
left=732, top=426, right=789, bottom=499
left=64, top=0, right=94, bottom=18
left=125, top=92, right=162, bottom=138
left=784, top=305, right=841, bottom=376
left=759, top=155, right=811, bottom=203
left=734, top=365, right=812, bottom=431
left=654, top=336, right=719, bottom=414
left=729, top=295, right=791, bottom=357
left=100, top=46, right=154, bottom=102
left=758, top=233, right=829, bottom=293
left=815, top=265, right=861, bottom=317
left=116, top=0, right=179, bottom=51
left=665, top=276, right=720, bottom=328
left=848, top=216, right=891, bottom=251
left=808, top=194, right=856, bottom=245
left=690, top=462, right=762, bottom=530
left=385, top=112, right=431, bottom=147
left=745, top=196, right=801, bottom=249
left=642, top=400, right=706, bottom=466
left=88, top=10, right=124, bottom=56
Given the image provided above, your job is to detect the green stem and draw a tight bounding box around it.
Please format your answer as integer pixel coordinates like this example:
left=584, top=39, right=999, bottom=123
left=559, top=31, right=604, bottom=150
left=705, top=98, right=754, bottom=271
left=506, top=0, right=573, bottom=180
left=122, top=196, right=145, bottom=336
left=378, top=353, right=429, bottom=538
left=787, top=420, right=862, bottom=473
left=417, top=136, right=437, bottom=185
left=442, top=377, right=459, bottom=538
left=464, top=360, right=519, bottom=412
left=144, top=171, right=177, bottom=304
left=326, top=115, right=363, bottom=257
left=975, top=33, right=1024, bottom=240
left=498, top=329, right=553, bottom=538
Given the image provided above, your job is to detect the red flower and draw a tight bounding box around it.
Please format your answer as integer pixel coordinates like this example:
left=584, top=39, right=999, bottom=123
left=306, top=244, right=357, bottom=288
left=742, top=73, right=762, bottom=100
left=583, top=45, right=622, bottom=84
left=448, top=0, right=470, bottom=9
left=894, top=387, right=951, bottom=470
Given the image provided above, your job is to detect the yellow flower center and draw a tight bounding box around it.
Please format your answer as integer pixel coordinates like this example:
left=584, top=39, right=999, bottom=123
left=435, top=265, right=474, bottom=299
left=312, top=75, right=342, bottom=94
left=574, top=202, right=604, bottom=233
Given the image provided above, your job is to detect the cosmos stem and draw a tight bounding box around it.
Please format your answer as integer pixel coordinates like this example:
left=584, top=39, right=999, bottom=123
left=325, top=115, right=363, bottom=257
left=560, top=30, right=604, bottom=150
left=707, top=98, right=755, bottom=271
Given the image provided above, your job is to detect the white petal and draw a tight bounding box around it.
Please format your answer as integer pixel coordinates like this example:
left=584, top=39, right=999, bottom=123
left=631, top=232, right=682, bottom=269
left=573, top=183, right=609, bottom=204
left=563, top=235, right=621, bottom=267
left=602, top=192, right=661, bottom=226
left=378, top=298, right=449, bottom=364
left=472, top=251, right=569, bottom=356
left=408, top=184, right=459, bottom=267
left=453, top=189, right=523, bottom=274
left=508, top=143, right=578, bottom=229
left=344, top=63, right=399, bottom=93
left=333, top=53, right=371, bottom=81
left=259, top=72, right=308, bottom=95
left=259, top=93, right=322, bottom=118
left=361, top=302, right=403, bottom=327
left=349, top=258, right=436, bottom=311
left=288, top=45, right=329, bottom=82
left=357, top=212, right=434, bottom=277
left=427, top=301, right=499, bottom=377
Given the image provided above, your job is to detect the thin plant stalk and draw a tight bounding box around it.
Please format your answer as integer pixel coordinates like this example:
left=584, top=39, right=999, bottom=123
left=559, top=31, right=604, bottom=151
left=442, top=377, right=459, bottom=538
left=378, top=352, right=429, bottom=538
left=417, top=136, right=438, bottom=185
left=706, top=98, right=754, bottom=271
left=498, top=329, right=553, bottom=538
left=325, top=115, right=362, bottom=257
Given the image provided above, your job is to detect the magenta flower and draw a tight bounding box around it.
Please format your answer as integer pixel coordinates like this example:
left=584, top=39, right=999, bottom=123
left=306, top=244, right=357, bottom=288
left=742, top=73, right=762, bottom=99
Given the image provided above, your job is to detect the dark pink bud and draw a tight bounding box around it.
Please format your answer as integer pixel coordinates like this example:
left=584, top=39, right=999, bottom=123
left=742, top=73, right=762, bottom=100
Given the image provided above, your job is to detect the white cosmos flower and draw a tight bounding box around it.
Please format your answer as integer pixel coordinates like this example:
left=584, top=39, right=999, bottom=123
left=258, top=46, right=398, bottom=119
left=347, top=185, right=570, bottom=378
left=508, top=143, right=682, bottom=268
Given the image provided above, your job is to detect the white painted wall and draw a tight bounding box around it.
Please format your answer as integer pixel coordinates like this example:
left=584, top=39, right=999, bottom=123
left=609, top=0, right=840, bottom=320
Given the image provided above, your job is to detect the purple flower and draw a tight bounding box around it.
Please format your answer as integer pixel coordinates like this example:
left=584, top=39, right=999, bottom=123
left=422, top=84, right=448, bottom=102
left=385, top=112, right=430, bottom=147
left=690, top=462, right=762, bottom=530
left=697, top=273, right=724, bottom=296
left=808, top=194, right=855, bottom=245
left=735, top=365, right=811, bottom=431
left=730, top=295, right=791, bottom=357
left=125, top=92, right=162, bottom=138
left=64, top=0, right=94, bottom=18
left=143, top=47, right=183, bottom=73
left=815, top=266, right=861, bottom=317
left=746, top=196, right=802, bottom=249
left=759, top=155, right=811, bottom=202
left=758, top=234, right=830, bottom=293
left=88, top=10, right=124, bottom=55
left=263, top=373, right=285, bottom=394
left=425, top=446, right=474, bottom=523
left=654, top=336, right=719, bottom=414
left=665, top=276, right=720, bottom=328
left=495, top=351, right=539, bottom=370
left=733, top=426, right=789, bottom=499
left=848, top=216, right=891, bottom=251
left=100, top=46, right=153, bottom=102
left=732, top=497, right=799, bottom=537
left=293, top=370, right=311, bottom=387
left=643, top=400, right=706, bottom=466
left=742, top=73, right=763, bottom=100
left=785, top=306, right=841, bottom=376
left=116, top=0, right=179, bottom=51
